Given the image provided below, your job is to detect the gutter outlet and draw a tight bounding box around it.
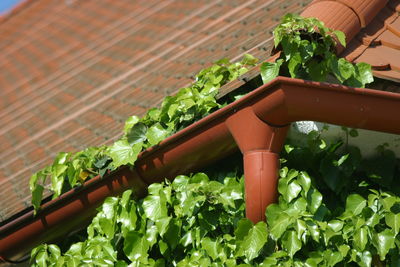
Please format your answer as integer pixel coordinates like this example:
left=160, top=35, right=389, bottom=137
left=226, top=107, right=288, bottom=223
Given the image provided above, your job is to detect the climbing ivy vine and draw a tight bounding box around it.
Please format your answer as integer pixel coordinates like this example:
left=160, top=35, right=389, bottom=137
left=29, top=54, right=258, bottom=212
left=260, top=14, right=373, bottom=87
left=28, top=13, right=395, bottom=267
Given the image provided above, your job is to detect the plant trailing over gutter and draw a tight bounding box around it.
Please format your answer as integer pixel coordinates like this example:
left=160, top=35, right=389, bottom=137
left=28, top=14, right=374, bottom=212
left=27, top=13, right=386, bottom=266
left=260, top=14, right=373, bottom=87
left=29, top=54, right=258, bottom=212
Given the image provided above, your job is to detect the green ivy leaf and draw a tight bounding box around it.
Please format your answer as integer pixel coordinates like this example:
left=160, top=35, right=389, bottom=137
left=241, top=53, right=258, bottom=65
left=356, top=62, right=374, bottom=87
left=107, top=140, right=143, bottom=168
left=146, top=123, right=170, bottom=146
left=381, top=196, right=397, bottom=212
left=234, top=218, right=253, bottom=241
left=298, top=171, right=311, bottom=194
left=288, top=52, right=302, bottom=78
left=143, top=195, right=167, bottom=221
left=260, top=60, right=282, bottom=84
left=164, top=218, right=181, bottom=250
left=281, top=230, right=301, bottom=258
left=123, top=232, right=149, bottom=262
left=355, top=250, right=372, bottom=267
left=127, top=122, right=147, bottom=145
left=338, top=58, right=354, bottom=81
left=31, top=183, right=44, bottom=213
left=333, top=30, right=346, bottom=47
left=307, top=188, right=323, bottom=214
left=338, top=244, right=350, bottom=258
left=180, top=229, right=194, bottom=247
left=118, top=193, right=137, bottom=236
left=237, top=222, right=268, bottom=261
left=353, top=227, right=368, bottom=251
left=373, top=229, right=395, bottom=261
left=201, top=237, right=219, bottom=261
left=306, top=220, right=320, bottom=242
left=346, top=194, right=366, bottom=216
left=328, top=220, right=343, bottom=232
left=295, top=219, right=307, bottom=242
left=123, top=116, right=139, bottom=135
left=51, top=164, right=68, bottom=198
left=286, top=180, right=302, bottom=202
left=94, top=156, right=111, bottom=169
left=270, top=213, right=294, bottom=240
left=385, top=213, right=400, bottom=235
left=146, top=225, right=158, bottom=247
left=305, top=252, right=323, bottom=267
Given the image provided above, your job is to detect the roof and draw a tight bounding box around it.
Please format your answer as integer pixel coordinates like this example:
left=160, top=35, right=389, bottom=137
left=302, top=0, right=400, bottom=82
left=0, top=0, right=311, bottom=222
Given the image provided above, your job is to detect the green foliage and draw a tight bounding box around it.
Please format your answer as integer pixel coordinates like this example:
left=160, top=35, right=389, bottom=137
left=29, top=147, right=110, bottom=212
left=260, top=14, right=374, bottom=87
left=31, top=132, right=400, bottom=266
left=30, top=13, right=389, bottom=267
left=29, top=13, right=374, bottom=217
left=29, top=55, right=257, bottom=211
left=269, top=131, right=400, bottom=266
left=31, top=172, right=252, bottom=266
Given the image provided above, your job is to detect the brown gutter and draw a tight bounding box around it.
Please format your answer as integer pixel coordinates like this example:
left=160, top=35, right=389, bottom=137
left=1, top=76, right=400, bottom=261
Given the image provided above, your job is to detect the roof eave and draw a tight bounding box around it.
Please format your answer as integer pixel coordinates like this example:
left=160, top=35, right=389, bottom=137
left=1, top=76, right=400, bottom=261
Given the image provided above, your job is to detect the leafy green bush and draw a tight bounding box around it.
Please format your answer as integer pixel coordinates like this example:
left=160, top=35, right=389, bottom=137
left=31, top=133, right=400, bottom=266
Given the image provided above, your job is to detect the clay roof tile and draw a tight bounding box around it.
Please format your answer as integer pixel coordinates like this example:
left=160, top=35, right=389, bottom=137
left=0, top=0, right=311, bottom=222
left=301, top=0, right=400, bottom=82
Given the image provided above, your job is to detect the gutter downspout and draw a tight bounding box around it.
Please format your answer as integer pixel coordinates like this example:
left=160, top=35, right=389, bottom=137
left=1, top=77, right=400, bottom=260
left=226, top=107, right=288, bottom=223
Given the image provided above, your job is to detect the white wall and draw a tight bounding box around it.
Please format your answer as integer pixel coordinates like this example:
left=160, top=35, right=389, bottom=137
left=288, top=121, right=400, bottom=158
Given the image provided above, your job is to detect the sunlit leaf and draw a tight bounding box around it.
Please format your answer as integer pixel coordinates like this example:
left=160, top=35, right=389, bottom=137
left=107, top=140, right=143, bottom=168
left=237, top=222, right=268, bottom=261
left=260, top=60, right=283, bottom=84
left=346, top=194, right=366, bottom=216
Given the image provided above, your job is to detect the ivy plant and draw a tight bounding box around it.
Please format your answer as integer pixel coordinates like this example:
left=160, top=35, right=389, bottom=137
left=29, top=146, right=111, bottom=212
left=31, top=132, right=400, bottom=266
left=29, top=54, right=258, bottom=212
left=260, top=14, right=373, bottom=87
left=29, top=13, right=386, bottom=267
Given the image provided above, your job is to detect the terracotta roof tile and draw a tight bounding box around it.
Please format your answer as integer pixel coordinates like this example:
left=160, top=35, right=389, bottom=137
left=302, top=0, right=400, bottom=82
left=0, top=0, right=310, bottom=221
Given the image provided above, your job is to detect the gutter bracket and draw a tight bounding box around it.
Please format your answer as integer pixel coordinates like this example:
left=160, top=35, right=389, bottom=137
left=226, top=106, right=288, bottom=223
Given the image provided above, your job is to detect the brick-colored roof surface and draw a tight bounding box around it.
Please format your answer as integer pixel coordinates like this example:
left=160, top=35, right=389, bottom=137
left=302, top=0, right=400, bottom=82
left=344, top=1, right=400, bottom=82
left=0, top=0, right=311, bottom=221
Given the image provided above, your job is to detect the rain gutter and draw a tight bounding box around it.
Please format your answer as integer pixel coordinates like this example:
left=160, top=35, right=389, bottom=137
left=1, top=76, right=400, bottom=261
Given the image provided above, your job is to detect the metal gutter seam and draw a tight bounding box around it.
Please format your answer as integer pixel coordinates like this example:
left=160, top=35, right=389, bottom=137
left=1, top=76, right=400, bottom=260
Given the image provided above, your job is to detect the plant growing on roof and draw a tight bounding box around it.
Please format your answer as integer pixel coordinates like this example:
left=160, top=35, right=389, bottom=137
left=29, top=54, right=258, bottom=212
left=260, top=14, right=373, bottom=87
